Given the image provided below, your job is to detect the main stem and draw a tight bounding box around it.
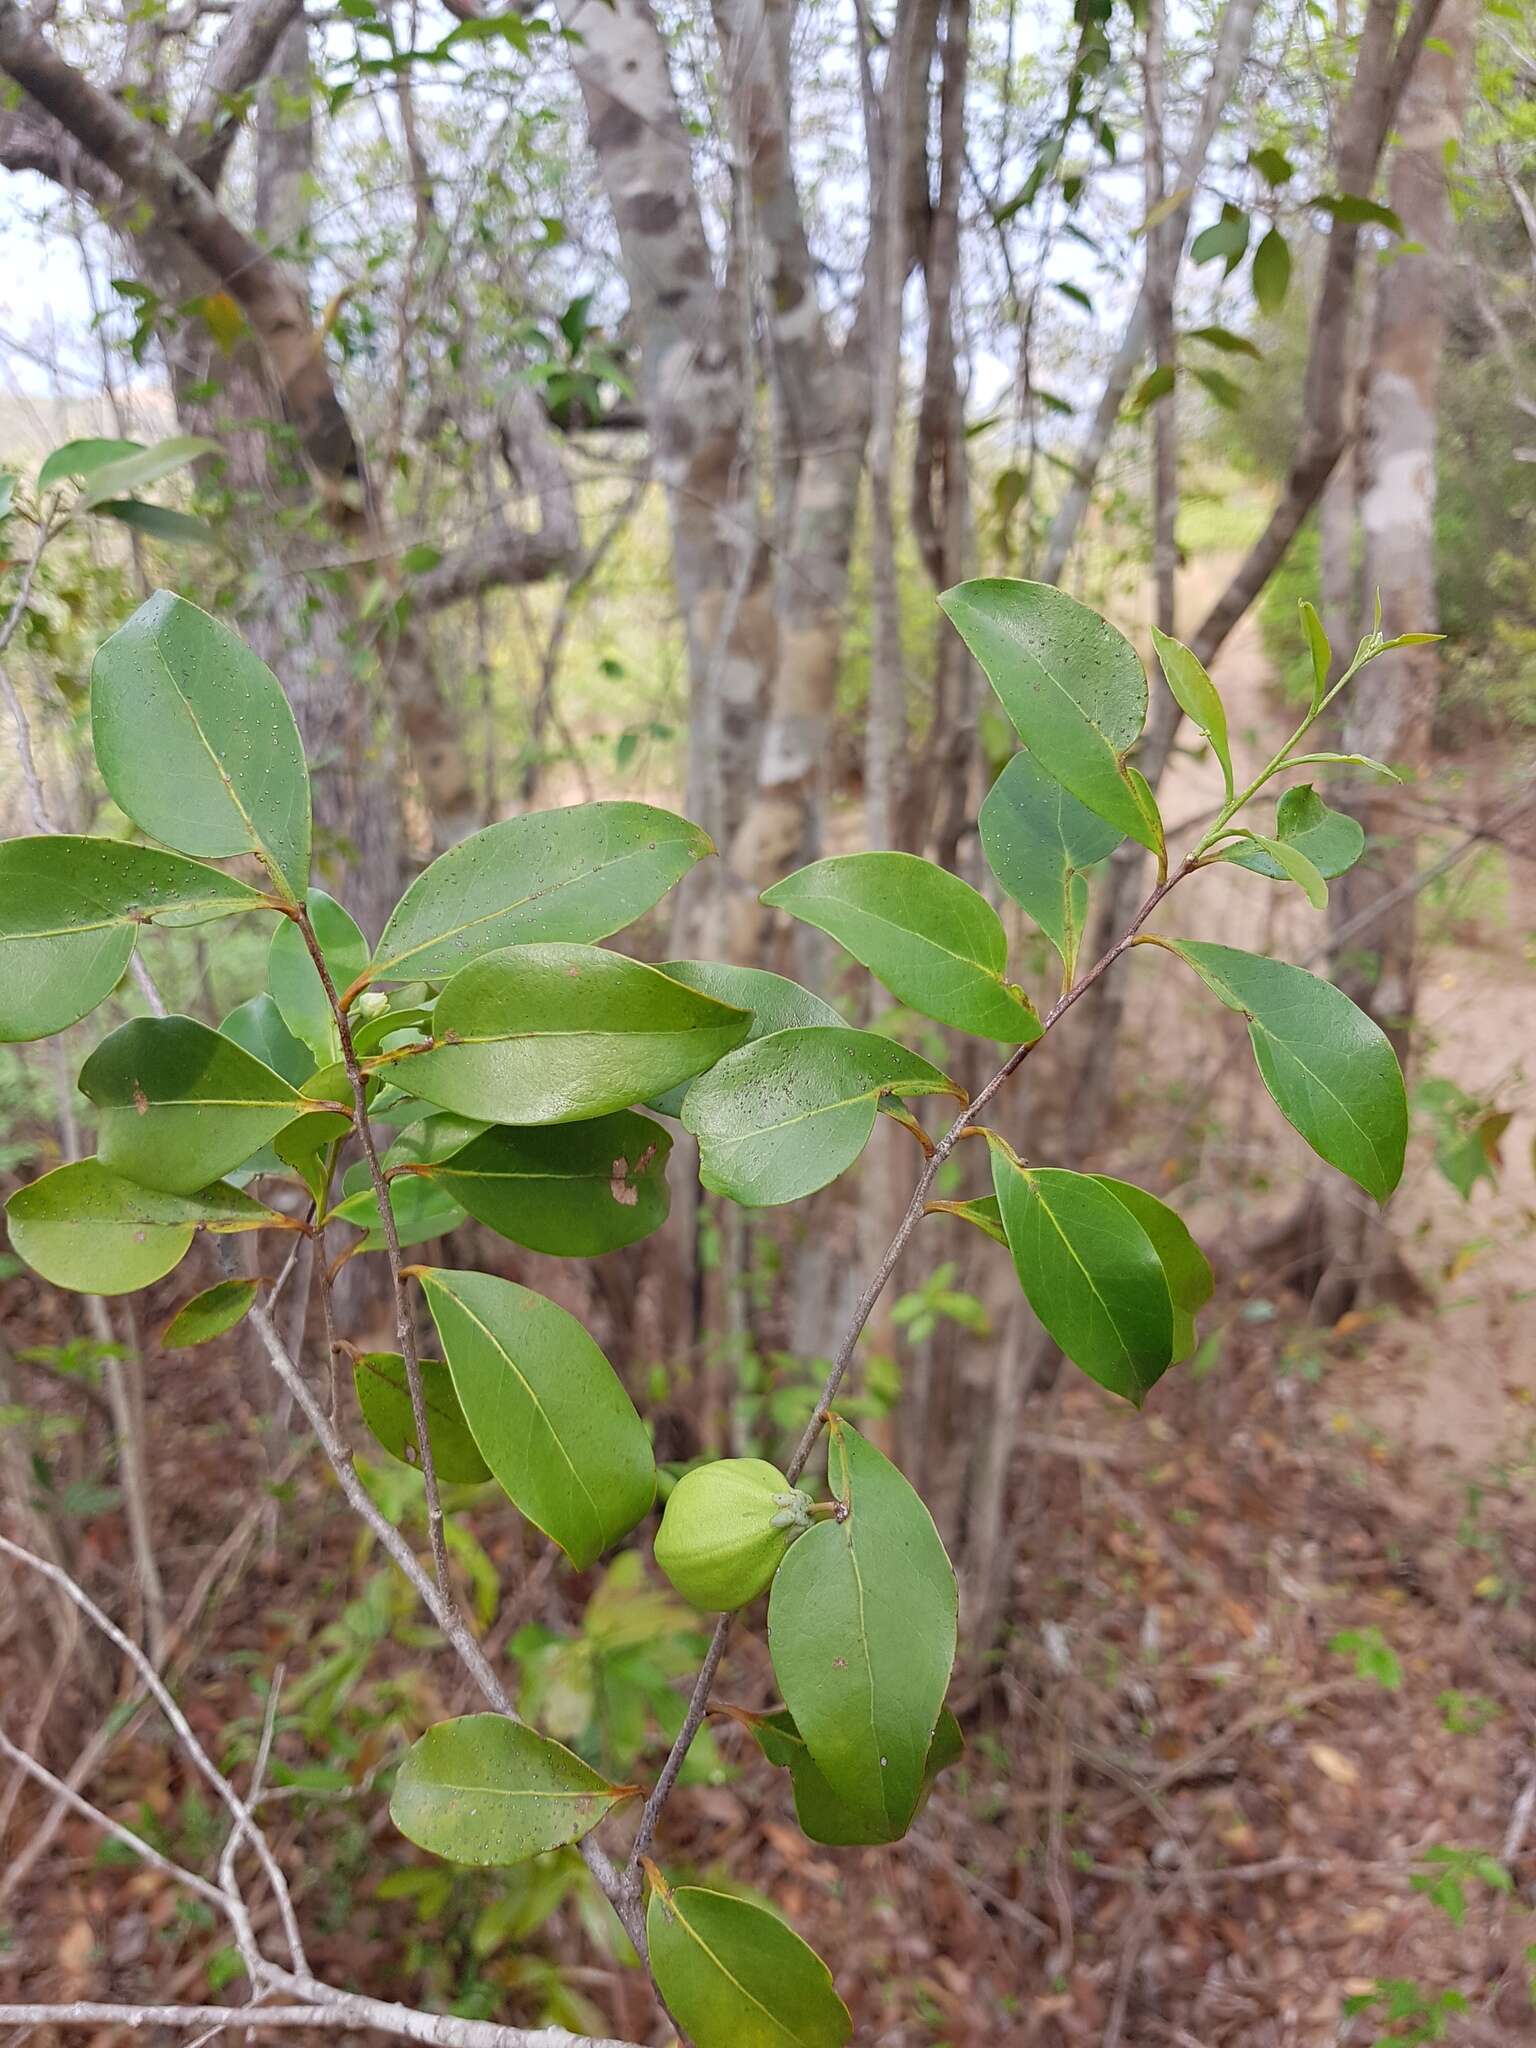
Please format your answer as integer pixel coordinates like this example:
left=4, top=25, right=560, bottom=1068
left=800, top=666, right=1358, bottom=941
left=626, top=853, right=1193, bottom=1881
left=293, top=911, right=451, bottom=1598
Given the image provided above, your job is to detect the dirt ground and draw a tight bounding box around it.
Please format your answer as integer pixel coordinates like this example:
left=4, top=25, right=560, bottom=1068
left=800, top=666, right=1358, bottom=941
left=1, top=576, right=1534, bottom=2047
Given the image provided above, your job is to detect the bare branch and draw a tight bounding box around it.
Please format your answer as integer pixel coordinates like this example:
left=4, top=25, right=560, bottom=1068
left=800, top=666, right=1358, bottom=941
left=0, top=2005, right=643, bottom=2048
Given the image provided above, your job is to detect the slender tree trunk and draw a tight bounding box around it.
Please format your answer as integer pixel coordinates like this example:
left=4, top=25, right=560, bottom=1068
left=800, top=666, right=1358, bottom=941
left=1312, top=0, right=1478, bottom=1320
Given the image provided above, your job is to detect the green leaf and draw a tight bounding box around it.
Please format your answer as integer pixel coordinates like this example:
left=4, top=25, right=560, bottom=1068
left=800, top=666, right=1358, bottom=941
left=161, top=1277, right=259, bottom=1348
left=398, top=945, right=751, bottom=1125
left=990, top=1151, right=1175, bottom=1403
left=1187, top=324, right=1263, bottom=359
left=5, top=1159, right=277, bottom=1295
left=267, top=891, right=368, bottom=1065
left=1224, top=786, right=1365, bottom=883
left=767, top=1418, right=956, bottom=1836
left=683, top=1027, right=960, bottom=1208
left=1089, top=1177, right=1212, bottom=1363
left=417, top=1110, right=671, bottom=1256
left=369, top=802, right=712, bottom=984
left=0, top=836, right=266, bottom=1043
left=79, top=1014, right=309, bottom=1195
left=38, top=437, right=143, bottom=491
left=390, top=1716, right=633, bottom=1865
left=938, top=580, right=1157, bottom=850
left=1191, top=206, right=1250, bottom=272
left=648, top=961, right=844, bottom=1117
left=927, top=1194, right=1008, bottom=1246
left=1153, top=938, right=1407, bottom=1199
left=1224, top=830, right=1329, bottom=908
left=91, top=591, right=311, bottom=900
left=1249, top=146, right=1294, bottom=186
left=352, top=1351, right=491, bottom=1483
left=978, top=750, right=1121, bottom=974
left=1151, top=627, right=1233, bottom=800
left=733, top=1705, right=964, bottom=1848
left=762, top=853, right=1040, bottom=1043
left=1286, top=750, right=1402, bottom=780
left=1312, top=192, right=1402, bottom=232
left=1298, top=600, right=1332, bottom=707
left=93, top=501, right=219, bottom=547
left=219, top=994, right=313, bottom=1086
left=646, top=1872, right=851, bottom=2048
left=1252, top=227, right=1292, bottom=314
left=415, top=1267, right=656, bottom=1567
left=1129, top=363, right=1176, bottom=414
left=328, top=1173, right=465, bottom=1250
left=77, top=435, right=220, bottom=509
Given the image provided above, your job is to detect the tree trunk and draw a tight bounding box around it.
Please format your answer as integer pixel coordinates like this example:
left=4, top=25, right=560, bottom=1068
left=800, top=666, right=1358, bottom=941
left=1312, top=0, right=1478, bottom=1320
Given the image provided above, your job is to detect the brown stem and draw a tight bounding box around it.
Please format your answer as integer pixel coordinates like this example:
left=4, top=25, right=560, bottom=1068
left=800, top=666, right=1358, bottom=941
left=291, top=908, right=451, bottom=1599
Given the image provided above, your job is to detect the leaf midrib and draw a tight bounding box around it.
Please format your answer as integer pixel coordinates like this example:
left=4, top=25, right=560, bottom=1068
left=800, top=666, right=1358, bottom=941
left=667, top=1900, right=814, bottom=2048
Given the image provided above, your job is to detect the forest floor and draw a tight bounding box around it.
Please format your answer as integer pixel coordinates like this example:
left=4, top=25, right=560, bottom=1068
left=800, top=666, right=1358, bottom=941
left=2, top=561, right=1535, bottom=2048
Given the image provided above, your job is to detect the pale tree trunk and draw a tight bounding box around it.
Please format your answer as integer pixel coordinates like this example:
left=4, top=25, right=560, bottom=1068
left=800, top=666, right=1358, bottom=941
left=1312, top=0, right=1479, bottom=1320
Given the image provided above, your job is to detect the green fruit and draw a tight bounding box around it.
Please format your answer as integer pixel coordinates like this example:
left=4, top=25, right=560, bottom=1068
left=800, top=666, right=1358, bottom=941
left=654, top=1458, right=813, bottom=1611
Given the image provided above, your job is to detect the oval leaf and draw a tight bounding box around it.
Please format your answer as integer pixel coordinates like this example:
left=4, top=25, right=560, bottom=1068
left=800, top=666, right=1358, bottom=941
left=414, top=1267, right=656, bottom=1567
left=91, top=590, right=311, bottom=900
left=268, top=890, right=368, bottom=1064
left=649, top=960, right=844, bottom=1117
left=161, top=1277, right=260, bottom=1348
left=0, top=837, right=265, bottom=1044
left=683, top=1027, right=961, bottom=1208
left=1089, top=1177, right=1212, bottom=1363
left=77, top=435, right=220, bottom=510
left=79, top=1014, right=308, bottom=1195
left=1225, top=830, right=1329, bottom=908
left=397, top=946, right=751, bottom=1126
left=978, top=750, right=1122, bottom=974
left=991, top=1150, right=1175, bottom=1403
left=732, top=1704, right=964, bottom=1848
left=647, top=1873, right=851, bottom=2048
left=762, top=853, right=1040, bottom=1043
left=419, top=1110, right=671, bottom=1256
left=353, top=1351, right=491, bottom=1483
left=6, top=1159, right=277, bottom=1295
left=38, top=436, right=143, bottom=491
left=220, top=993, right=313, bottom=1087
left=1223, top=785, right=1364, bottom=882
left=1150, top=626, right=1233, bottom=799
left=767, top=1418, right=956, bottom=1837
left=939, top=579, right=1157, bottom=849
left=391, top=1715, right=632, bottom=1866
left=1153, top=938, right=1407, bottom=1200
left=328, top=1173, right=465, bottom=1251
left=370, top=802, right=712, bottom=985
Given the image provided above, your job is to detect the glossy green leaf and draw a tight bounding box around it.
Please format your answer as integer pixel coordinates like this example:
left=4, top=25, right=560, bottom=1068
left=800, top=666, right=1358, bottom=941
left=762, top=853, right=1040, bottom=1043
left=390, top=1716, right=632, bottom=1865
left=646, top=1873, right=850, bottom=2048
left=352, top=1351, right=491, bottom=1483
left=398, top=946, right=750, bottom=1126
left=1089, top=1177, right=1212, bottom=1363
left=1299, top=600, right=1330, bottom=707
left=683, top=1027, right=960, bottom=1208
left=991, top=1150, right=1174, bottom=1403
left=1225, top=831, right=1329, bottom=908
left=161, top=1277, right=259, bottom=1348
left=927, top=1194, right=1008, bottom=1246
left=648, top=961, right=844, bottom=1117
left=1150, top=626, right=1232, bottom=799
left=0, top=837, right=265, bottom=1043
left=79, top=1014, right=308, bottom=1195
left=268, top=891, right=368, bottom=1064
left=219, top=994, right=313, bottom=1087
left=1155, top=938, right=1407, bottom=1199
left=76, top=435, right=220, bottom=509
left=369, top=802, right=712, bottom=984
left=383, top=1111, right=488, bottom=1166
left=417, top=1110, right=671, bottom=1255
left=38, top=437, right=142, bottom=491
left=5, top=1159, right=277, bottom=1295
left=767, top=1418, right=956, bottom=1836
left=329, top=1172, right=465, bottom=1250
left=1223, top=785, right=1365, bottom=885
left=414, top=1267, right=656, bottom=1567
left=91, top=590, right=311, bottom=900
left=733, top=1705, right=964, bottom=1848
left=938, top=579, right=1157, bottom=849
left=978, top=750, right=1121, bottom=974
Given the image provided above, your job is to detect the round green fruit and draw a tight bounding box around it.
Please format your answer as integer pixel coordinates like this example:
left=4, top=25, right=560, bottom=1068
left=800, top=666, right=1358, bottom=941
left=654, top=1458, right=813, bottom=1611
